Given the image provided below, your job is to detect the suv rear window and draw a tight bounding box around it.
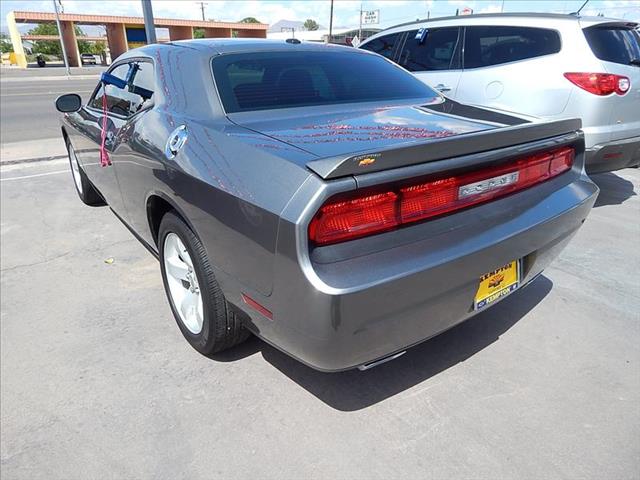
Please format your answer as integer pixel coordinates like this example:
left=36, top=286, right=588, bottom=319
left=212, top=51, right=439, bottom=113
left=583, top=25, right=640, bottom=65
left=464, top=26, right=561, bottom=68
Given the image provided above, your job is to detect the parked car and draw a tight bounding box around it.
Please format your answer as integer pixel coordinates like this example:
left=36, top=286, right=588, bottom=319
left=81, top=53, right=97, bottom=65
left=360, top=13, right=640, bottom=174
left=55, top=40, right=597, bottom=371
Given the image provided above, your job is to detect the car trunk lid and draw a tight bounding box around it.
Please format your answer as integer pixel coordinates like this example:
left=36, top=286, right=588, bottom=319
left=229, top=102, right=499, bottom=158
left=230, top=101, right=580, bottom=179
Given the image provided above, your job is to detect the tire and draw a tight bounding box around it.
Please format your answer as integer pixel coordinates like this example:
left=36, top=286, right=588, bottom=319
left=65, top=137, right=105, bottom=206
left=159, top=211, right=249, bottom=355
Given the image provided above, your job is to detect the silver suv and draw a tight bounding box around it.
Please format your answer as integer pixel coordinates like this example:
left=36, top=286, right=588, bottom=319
left=360, top=13, right=640, bottom=173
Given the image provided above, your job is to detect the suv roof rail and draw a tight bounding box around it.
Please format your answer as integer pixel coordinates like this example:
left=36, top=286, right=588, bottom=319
left=375, top=12, right=582, bottom=35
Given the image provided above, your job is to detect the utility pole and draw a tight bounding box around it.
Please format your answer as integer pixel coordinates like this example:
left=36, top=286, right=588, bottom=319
left=52, top=0, right=70, bottom=75
left=328, top=0, right=334, bottom=44
left=141, top=0, right=157, bottom=44
left=358, top=3, right=363, bottom=43
left=196, top=2, right=207, bottom=21
left=501, top=0, right=505, bottom=13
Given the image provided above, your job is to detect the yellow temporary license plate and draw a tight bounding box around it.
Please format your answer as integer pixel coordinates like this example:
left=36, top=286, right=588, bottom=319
left=474, top=261, right=520, bottom=310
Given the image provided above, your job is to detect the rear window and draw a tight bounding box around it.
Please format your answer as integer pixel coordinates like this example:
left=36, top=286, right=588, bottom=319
left=212, top=50, right=439, bottom=113
left=360, top=32, right=401, bottom=59
left=583, top=25, right=640, bottom=65
left=464, top=26, right=561, bottom=68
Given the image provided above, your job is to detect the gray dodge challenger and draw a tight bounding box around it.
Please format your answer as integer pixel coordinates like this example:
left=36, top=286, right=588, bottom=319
left=56, top=39, right=598, bottom=371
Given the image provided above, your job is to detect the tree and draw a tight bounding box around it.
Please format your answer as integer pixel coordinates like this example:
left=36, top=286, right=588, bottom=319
left=76, top=29, right=92, bottom=55
left=303, top=19, right=319, bottom=31
left=239, top=17, right=260, bottom=23
left=89, top=41, right=106, bottom=55
left=28, top=23, right=61, bottom=55
left=28, top=23, right=91, bottom=56
left=193, top=28, right=205, bottom=39
left=0, top=34, right=12, bottom=54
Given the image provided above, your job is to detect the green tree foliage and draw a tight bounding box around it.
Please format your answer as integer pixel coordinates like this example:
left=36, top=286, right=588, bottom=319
left=239, top=17, right=260, bottom=23
left=0, top=34, right=12, bottom=53
left=76, top=30, right=92, bottom=55
left=28, top=23, right=61, bottom=55
left=194, top=28, right=205, bottom=39
left=303, top=19, right=319, bottom=31
left=27, top=23, right=105, bottom=56
left=89, top=41, right=106, bottom=55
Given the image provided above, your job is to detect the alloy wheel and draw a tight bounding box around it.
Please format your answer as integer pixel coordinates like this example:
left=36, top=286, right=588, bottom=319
left=163, top=232, right=204, bottom=334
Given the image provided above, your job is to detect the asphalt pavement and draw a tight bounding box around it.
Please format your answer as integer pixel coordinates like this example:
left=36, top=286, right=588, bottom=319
left=0, top=64, right=106, bottom=78
left=1, top=68, right=639, bottom=479
left=1, top=72, right=100, bottom=150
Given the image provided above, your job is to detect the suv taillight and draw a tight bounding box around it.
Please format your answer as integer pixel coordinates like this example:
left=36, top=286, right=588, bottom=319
left=564, top=72, right=630, bottom=96
left=309, top=147, right=575, bottom=246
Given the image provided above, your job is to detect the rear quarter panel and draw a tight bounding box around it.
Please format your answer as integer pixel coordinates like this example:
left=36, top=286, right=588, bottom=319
left=115, top=108, right=313, bottom=297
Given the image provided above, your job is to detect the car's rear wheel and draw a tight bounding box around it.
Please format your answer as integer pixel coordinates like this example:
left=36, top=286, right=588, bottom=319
left=65, top=137, right=104, bottom=206
left=159, top=211, right=249, bottom=355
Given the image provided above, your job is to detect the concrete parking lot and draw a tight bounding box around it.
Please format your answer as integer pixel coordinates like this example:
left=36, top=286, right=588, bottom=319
left=1, top=74, right=639, bottom=479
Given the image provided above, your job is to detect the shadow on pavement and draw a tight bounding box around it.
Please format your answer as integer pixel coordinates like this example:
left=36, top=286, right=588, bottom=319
left=214, top=275, right=553, bottom=411
left=591, top=171, right=637, bottom=207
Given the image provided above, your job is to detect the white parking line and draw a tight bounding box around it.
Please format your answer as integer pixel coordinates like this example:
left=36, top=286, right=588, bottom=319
left=1, top=170, right=68, bottom=181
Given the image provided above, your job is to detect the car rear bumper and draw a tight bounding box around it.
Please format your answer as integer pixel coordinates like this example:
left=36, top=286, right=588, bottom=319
left=238, top=169, right=598, bottom=372
left=585, top=136, right=640, bottom=174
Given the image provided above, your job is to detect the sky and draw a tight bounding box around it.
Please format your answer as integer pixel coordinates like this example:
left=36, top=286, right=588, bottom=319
left=1, top=0, right=639, bottom=33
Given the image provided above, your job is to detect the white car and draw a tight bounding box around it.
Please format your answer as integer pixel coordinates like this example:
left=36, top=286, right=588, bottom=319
left=360, top=13, right=640, bottom=173
left=80, top=53, right=97, bottom=65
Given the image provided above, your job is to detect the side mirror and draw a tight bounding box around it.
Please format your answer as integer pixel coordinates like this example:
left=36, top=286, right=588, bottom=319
left=55, top=93, right=82, bottom=113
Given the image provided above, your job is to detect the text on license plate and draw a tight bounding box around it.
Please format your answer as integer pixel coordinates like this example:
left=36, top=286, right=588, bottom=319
left=474, top=260, right=519, bottom=310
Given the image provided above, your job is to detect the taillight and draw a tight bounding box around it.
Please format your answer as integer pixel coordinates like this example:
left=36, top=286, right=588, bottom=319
left=308, top=192, right=398, bottom=245
left=564, top=72, right=630, bottom=96
left=309, top=147, right=575, bottom=246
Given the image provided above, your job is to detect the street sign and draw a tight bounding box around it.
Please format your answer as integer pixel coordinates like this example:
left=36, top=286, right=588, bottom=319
left=351, top=35, right=361, bottom=47
left=361, top=10, right=380, bottom=25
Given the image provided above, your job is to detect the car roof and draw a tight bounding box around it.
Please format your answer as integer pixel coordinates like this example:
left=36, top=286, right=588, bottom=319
left=373, top=12, right=636, bottom=34
left=170, top=38, right=355, bottom=54
left=119, top=38, right=364, bottom=61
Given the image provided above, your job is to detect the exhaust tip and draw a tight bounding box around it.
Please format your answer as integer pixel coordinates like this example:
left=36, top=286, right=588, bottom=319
left=357, top=350, right=406, bottom=371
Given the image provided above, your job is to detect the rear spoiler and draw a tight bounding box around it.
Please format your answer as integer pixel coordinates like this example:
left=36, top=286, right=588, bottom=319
left=306, top=118, right=582, bottom=180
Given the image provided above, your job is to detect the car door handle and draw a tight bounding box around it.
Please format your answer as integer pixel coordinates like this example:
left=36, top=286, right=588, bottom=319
left=435, top=83, right=452, bottom=92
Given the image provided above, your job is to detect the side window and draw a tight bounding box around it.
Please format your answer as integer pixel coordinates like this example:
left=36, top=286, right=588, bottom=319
left=464, top=26, right=561, bottom=69
left=90, top=61, right=155, bottom=117
left=399, top=28, right=461, bottom=71
left=360, top=32, right=401, bottom=59
left=129, top=61, right=155, bottom=112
